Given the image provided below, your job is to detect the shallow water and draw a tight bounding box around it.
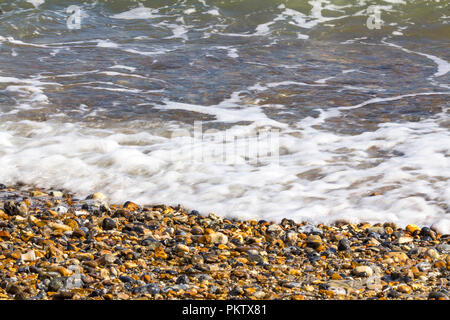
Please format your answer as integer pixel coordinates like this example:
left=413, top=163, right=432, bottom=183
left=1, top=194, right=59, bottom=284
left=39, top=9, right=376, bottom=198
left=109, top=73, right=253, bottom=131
left=0, top=0, right=449, bottom=231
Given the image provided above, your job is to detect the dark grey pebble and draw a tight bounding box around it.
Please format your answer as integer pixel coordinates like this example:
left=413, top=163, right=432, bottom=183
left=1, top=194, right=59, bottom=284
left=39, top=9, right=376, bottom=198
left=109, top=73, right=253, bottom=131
left=132, top=284, right=160, bottom=295
left=387, top=290, right=401, bottom=298
left=229, top=286, right=244, bottom=296
left=119, top=275, right=135, bottom=283
left=102, top=218, right=116, bottom=230
left=420, top=227, right=435, bottom=239
left=48, top=278, right=65, bottom=292
left=338, top=238, right=351, bottom=251
left=176, top=275, right=189, bottom=284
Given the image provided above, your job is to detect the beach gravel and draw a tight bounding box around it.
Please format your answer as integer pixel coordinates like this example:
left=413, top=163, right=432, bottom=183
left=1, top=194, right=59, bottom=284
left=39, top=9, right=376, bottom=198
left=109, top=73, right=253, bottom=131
left=0, top=185, right=448, bottom=300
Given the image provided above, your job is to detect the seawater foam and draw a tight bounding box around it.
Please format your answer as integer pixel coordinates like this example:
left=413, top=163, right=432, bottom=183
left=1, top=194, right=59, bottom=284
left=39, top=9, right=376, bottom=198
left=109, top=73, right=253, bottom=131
left=0, top=88, right=449, bottom=233
left=26, top=0, right=45, bottom=8
left=158, top=95, right=286, bottom=127
left=110, top=6, right=161, bottom=20
left=0, top=75, right=62, bottom=113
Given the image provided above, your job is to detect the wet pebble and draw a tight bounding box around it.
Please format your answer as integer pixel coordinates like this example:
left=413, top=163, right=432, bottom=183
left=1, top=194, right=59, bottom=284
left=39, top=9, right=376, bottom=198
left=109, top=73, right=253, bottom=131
left=101, top=218, right=116, bottom=231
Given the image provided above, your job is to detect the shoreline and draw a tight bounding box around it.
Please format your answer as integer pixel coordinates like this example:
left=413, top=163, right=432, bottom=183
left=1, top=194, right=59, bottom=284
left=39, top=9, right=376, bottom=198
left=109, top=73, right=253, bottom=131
left=0, top=184, right=448, bottom=300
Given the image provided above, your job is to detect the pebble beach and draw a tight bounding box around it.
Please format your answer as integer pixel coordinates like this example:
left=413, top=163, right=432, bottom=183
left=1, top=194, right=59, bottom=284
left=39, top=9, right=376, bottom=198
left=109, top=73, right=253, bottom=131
left=0, top=184, right=448, bottom=300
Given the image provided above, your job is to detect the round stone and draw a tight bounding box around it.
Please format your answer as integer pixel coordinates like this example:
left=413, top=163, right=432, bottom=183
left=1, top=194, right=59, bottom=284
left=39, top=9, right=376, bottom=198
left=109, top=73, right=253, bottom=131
left=338, top=238, right=351, bottom=251
left=48, top=278, right=65, bottom=292
left=353, top=266, right=373, bottom=277
left=102, top=218, right=116, bottom=231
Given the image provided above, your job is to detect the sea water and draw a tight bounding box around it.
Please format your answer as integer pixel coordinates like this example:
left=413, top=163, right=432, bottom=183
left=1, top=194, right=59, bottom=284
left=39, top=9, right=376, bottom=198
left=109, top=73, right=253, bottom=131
left=0, top=0, right=449, bottom=232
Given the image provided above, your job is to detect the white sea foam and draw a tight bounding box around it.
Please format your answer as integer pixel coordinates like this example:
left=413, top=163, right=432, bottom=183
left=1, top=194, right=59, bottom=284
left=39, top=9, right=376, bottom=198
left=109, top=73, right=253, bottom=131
left=249, top=81, right=326, bottom=91
left=111, top=6, right=160, bottom=20
left=97, top=40, right=119, bottom=48
left=207, top=9, right=220, bottom=16
left=109, top=65, right=137, bottom=72
left=183, top=8, right=196, bottom=15
left=338, top=92, right=450, bottom=111
left=122, top=48, right=172, bottom=56
left=157, top=93, right=286, bottom=127
left=383, top=0, right=406, bottom=4
left=0, top=75, right=60, bottom=106
left=26, top=0, right=45, bottom=8
left=165, top=23, right=189, bottom=40
left=0, top=89, right=449, bottom=232
left=214, top=46, right=239, bottom=58
left=0, top=37, right=52, bottom=48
